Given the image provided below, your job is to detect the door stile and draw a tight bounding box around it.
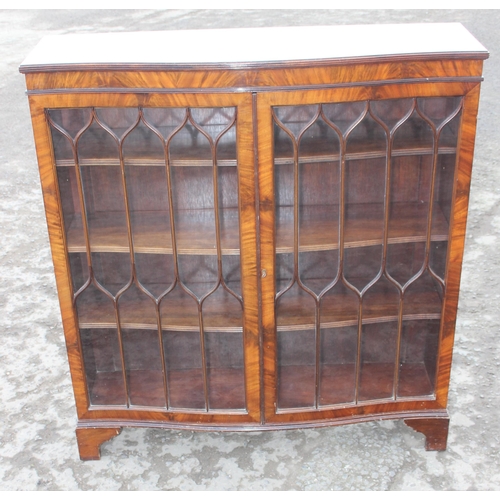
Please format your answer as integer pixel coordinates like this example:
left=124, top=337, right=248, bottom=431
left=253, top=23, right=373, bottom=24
left=435, top=83, right=483, bottom=407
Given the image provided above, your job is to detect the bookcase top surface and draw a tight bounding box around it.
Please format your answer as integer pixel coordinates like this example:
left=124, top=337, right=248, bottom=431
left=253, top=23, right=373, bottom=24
left=19, top=23, right=488, bottom=73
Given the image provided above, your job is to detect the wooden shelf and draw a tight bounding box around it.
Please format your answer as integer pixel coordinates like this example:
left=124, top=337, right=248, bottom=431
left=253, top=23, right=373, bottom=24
left=89, top=368, right=246, bottom=409
left=52, top=123, right=238, bottom=168
left=274, top=132, right=457, bottom=165
left=276, top=272, right=442, bottom=331
left=54, top=137, right=456, bottom=169
left=77, top=285, right=243, bottom=333
left=278, top=362, right=433, bottom=409
left=66, top=209, right=240, bottom=255
left=276, top=201, right=449, bottom=254
left=65, top=202, right=447, bottom=256
left=56, top=157, right=238, bottom=168
left=77, top=272, right=441, bottom=333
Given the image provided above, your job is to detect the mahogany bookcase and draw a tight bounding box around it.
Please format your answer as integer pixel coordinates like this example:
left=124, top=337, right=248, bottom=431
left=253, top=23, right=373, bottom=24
left=20, top=24, right=488, bottom=460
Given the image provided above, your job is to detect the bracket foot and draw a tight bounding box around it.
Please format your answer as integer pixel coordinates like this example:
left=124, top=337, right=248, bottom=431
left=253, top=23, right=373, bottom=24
left=404, top=417, right=450, bottom=451
left=76, top=426, right=122, bottom=460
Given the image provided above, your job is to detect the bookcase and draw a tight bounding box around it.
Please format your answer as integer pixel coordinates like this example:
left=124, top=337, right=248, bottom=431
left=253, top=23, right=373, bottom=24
left=20, top=24, right=488, bottom=459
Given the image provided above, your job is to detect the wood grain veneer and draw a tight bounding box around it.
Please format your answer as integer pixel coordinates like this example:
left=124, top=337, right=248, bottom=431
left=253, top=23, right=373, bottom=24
left=21, top=24, right=487, bottom=459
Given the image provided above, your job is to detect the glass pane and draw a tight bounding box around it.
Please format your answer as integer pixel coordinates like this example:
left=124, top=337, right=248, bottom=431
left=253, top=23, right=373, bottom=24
left=123, top=329, right=165, bottom=407
left=319, top=326, right=357, bottom=406
left=299, top=250, right=338, bottom=295
left=275, top=253, right=293, bottom=296
left=160, top=285, right=199, bottom=333
left=216, top=111, right=237, bottom=164
left=202, top=287, right=242, bottom=332
left=56, top=165, right=85, bottom=252
left=51, top=106, right=244, bottom=413
left=276, top=283, right=316, bottom=332
left=222, top=255, right=242, bottom=297
left=274, top=105, right=318, bottom=140
left=320, top=280, right=359, bottom=327
left=431, top=138, right=460, bottom=279
left=346, top=108, right=386, bottom=156
left=135, top=253, right=174, bottom=298
left=91, top=252, right=130, bottom=296
left=272, top=95, right=462, bottom=411
left=118, top=282, right=157, bottom=330
left=169, top=113, right=212, bottom=166
left=403, top=271, right=443, bottom=319
left=387, top=242, right=426, bottom=286
left=75, top=283, right=115, bottom=328
left=344, top=245, right=382, bottom=291
left=80, top=164, right=129, bottom=253
left=392, top=107, right=433, bottom=152
left=171, top=162, right=217, bottom=254
left=362, top=277, right=400, bottom=323
left=398, top=319, right=440, bottom=398
left=370, top=98, right=413, bottom=132
left=178, top=254, right=218, bottom=298
left=417, top=96, right=462, bottom=130
left=142, top=108, right=187, bottom=141
left=81, top=328, right=126, bottom=406
left=68, top=253, right=89, bottom=293
left=218, top=165, right=240, bottom=254
left=344, top=133, right=385, bottom=290
left=163, top=330, right=204, bottom=409
left=299, top=114, right=340, bottom=162
left=277, top=329, right=315, bottom=409
left=206, top=331, right=245, bottom=410
left=358, top=321, right=398, bottom=401
left=275, top=157, right=294, bottom=257
left=95, top=108, right=139, bottom=137
left=388, top=155, right=433, bottom=237
left=49, top=108, right=91, bottom=161
left=122, top=113, right=164, bottom=162
left=322, top=101, right=366, bottom=137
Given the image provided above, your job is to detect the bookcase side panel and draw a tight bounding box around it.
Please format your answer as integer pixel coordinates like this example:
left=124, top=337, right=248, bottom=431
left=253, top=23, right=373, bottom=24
left=28, top=96, right=91, bottom=418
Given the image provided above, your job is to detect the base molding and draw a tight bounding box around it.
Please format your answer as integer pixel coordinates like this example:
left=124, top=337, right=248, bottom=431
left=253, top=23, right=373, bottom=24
left=75, top=409, right=450, bottom=459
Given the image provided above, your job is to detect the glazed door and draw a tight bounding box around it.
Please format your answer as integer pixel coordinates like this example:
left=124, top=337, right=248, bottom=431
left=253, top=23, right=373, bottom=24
left=257, top=84, right=478, bottom=423
left=32, top=92, right=260, bottom=425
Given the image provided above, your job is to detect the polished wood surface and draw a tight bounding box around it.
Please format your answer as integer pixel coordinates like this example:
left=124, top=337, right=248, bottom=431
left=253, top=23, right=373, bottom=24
left=278, top=363, right=434, bottom=409
left=65, top=209, right=241, bottom=255
left=62, top=201, right=449, bottom=255
left=28, top=91, right=261, bottom=429
left=436, top=84, right=482, bottom=407
left=258, top=78, right=483, bottom=432
left=75, top=427, right=121, bottom=460
left=21, top=25, right=487, bottom=458
left=23, top=60, right=485, bottom=95
left=76, top=285, right=243, bottom=332
left=276, top=274, right=442, bottom=330
left=276, top=202, right=449, bottom=253
left=88, top=368, right=247, bottom=410
left=404, top=417, right=450, bottom=451
left=20, top=24, right=487, bottom=73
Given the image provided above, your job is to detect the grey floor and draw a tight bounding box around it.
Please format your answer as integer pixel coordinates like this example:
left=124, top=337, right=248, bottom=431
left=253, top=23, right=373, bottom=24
left=1, top=9, right=499, bottom=491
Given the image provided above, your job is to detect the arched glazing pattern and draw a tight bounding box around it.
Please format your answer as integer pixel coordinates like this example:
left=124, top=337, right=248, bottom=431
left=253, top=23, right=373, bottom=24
left=272, top=96, right=463, bottom=410
left=48, top=106, right=245, bottom=412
